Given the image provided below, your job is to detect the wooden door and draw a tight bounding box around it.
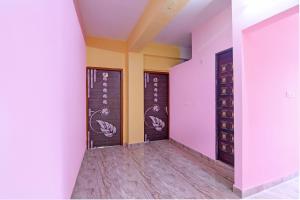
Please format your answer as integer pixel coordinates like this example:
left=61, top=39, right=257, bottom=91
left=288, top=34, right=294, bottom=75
left=144, top=72, right=169, bottom=141
left=87, top=68, right=122, bottom=148
left=216, top=48, right=234, bottom=166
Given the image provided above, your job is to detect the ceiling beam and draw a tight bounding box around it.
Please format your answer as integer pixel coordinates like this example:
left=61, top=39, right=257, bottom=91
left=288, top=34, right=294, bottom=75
left=127, top=0, right=189, bottom=52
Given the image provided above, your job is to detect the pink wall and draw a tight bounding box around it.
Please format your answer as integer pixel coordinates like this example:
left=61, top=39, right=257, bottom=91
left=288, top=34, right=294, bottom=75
left=241, top=6, right=299, bottom=191
left=232, top=0, right=299, bottom=191
left=171, top=0, right=299, bottom=193
left=0, top=0, right=86, bottom=198
left=170, top=6, right=232, bottom=159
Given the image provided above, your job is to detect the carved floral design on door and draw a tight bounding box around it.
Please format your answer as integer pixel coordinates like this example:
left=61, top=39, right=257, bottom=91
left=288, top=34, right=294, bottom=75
left=87, top=69, right=121, bottom=148
left=144, top=73, right=169, bottom=141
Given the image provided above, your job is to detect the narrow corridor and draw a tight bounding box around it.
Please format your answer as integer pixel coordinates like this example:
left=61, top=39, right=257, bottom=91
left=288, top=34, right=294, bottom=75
left=72, top=140, right=238, bottom=199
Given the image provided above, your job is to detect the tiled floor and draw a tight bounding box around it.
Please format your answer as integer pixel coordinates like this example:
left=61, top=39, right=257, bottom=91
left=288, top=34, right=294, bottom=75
left=71, top=140, right=299, bottom=199
left=72, top=140, right=237, bottom=199
left=247, top=177, right=299, bottom=199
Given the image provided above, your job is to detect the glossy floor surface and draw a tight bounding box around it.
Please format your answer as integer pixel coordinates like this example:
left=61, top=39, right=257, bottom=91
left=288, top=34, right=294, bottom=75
left=71, top=140, right=299, bottom=199
left=72, top=140, right=237, bottom=199
left=247, top=177, right=299, bottom=199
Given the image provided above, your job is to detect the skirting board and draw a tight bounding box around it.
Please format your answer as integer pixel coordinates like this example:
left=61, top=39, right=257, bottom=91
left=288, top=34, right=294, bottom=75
left=169, top=138, right=234, bottom=183
left=233, top=171, right=299, bottom=198
left=170, top=138, right=299, bottom=198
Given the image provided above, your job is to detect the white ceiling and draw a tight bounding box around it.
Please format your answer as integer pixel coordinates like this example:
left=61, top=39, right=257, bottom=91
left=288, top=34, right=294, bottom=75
left=155, top=0, right=231, bottom=47
left=77, top=0, right=231, bottom=47
left=77, top=0, right=149, bottom=39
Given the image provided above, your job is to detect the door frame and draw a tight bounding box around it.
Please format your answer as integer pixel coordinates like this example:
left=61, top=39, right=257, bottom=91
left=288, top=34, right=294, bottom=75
left=144, top=70, right=170, bottom=141
left=86, top=66, right=123, bottom=149
left=215, top=48, right=234, bottom=165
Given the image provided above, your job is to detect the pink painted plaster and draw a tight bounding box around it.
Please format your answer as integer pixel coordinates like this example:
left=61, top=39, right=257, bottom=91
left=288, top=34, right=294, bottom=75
left=232, top=0, right=299, bottom=190
left=0, top=0, right=86, bottom=198
left=241, top=6, right=299, bottom=191
left=170, top=6, right=232, bottom=160
left=171, top=0, right=299, bottom=192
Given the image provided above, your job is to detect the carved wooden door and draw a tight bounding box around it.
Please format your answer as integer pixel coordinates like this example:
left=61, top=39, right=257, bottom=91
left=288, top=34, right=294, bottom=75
left=144, top=72, right=169, bottom=141
left=87, top=68, right=121, bottom=148
left=216, top=49, right=234, bottom=166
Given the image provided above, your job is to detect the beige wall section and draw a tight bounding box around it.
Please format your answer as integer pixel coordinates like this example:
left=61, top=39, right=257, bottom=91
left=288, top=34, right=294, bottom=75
left=86, top=37, right=127, bottom=53
left=144, top=55, right=183, bottom=72
left=142, top=43, right=181, bottom=59
left=86, top=37, right=189, bottom=144
left=142, top=43, right=186, bottom=72
left=86, top=47, right=125, bottom=68
left=127, top=53, right=145, bottom=143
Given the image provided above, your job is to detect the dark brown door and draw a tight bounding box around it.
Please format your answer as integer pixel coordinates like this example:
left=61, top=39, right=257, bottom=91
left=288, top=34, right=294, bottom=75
left=144, top=72, right=169, bottom=141
left=216, top=48, right=234, bottom=166
left=87, top=68, right=122, bottom=148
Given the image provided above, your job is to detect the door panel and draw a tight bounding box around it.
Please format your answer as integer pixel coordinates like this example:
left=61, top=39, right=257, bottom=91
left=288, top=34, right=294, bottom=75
left=144, top=72, right=169, bottom=141
left=87, top=68, right=121, bottom=148
left=216, top=49, right=234, bottom=166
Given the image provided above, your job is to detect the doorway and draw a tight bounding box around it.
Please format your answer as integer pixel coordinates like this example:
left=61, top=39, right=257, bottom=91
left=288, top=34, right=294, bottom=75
left=216, top=48, right=234, bottom=166
left=144, top=72, right=169, bottom=141
left=87, top=67, right=122, bottom=148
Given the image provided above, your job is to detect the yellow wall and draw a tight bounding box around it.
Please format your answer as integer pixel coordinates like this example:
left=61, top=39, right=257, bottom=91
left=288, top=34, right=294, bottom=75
left=86, top=47, right=125, bottom=68
left=86, top=37, right=186, bottom=144
left=144, top=55, right=182, bottom=72
left=142, top=43, right=181, bottom=59
left=86, top=37, right=127, bottom=52
left=128, top=53, right=145, bottom=143
left=142, top=43, right=186, bottom=72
